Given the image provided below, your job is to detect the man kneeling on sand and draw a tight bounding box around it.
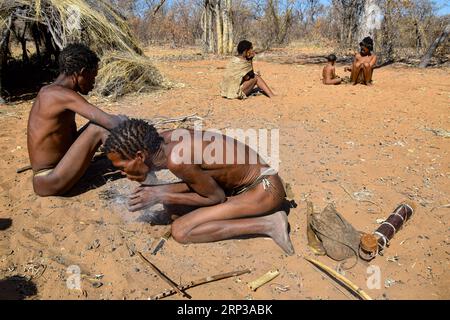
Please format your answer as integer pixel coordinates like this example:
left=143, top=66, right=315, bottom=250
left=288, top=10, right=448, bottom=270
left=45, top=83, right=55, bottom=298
left=322, top=54, right=342, bottom=85
left=221, top=40, right=275, bottom=99
left=345, top=36, right=377, bottom=85
left=28, top=43, right=127, bottom=196
left=103, top=119, right=294, bottom=255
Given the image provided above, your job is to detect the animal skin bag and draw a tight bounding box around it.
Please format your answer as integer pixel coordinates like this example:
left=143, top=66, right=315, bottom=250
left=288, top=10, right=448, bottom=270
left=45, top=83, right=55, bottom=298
left=306, top=202, right=361, bottom=262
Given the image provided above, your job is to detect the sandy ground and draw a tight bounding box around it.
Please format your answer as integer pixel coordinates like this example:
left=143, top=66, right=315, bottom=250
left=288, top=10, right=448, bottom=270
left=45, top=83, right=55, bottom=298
left=0, top=47, right=449, bottom=300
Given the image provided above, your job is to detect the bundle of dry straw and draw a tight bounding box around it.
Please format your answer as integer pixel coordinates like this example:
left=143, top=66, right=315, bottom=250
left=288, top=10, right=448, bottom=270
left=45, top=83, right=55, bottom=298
left=94, top=52, right=165, bottom=99
left=0, top=0, right=166, bottom=99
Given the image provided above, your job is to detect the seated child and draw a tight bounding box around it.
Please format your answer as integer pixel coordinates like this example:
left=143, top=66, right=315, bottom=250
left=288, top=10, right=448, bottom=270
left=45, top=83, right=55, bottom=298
left=322, top=54, right=342, bottom=85
left=345, top=36, right=377, bottom=85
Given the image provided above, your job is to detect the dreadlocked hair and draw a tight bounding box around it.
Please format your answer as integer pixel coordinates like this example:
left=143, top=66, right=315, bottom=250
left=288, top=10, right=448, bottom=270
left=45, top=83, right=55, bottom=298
left=103, top=119, right=163, bottom=160
left=58, top=43, right=99, bottom=75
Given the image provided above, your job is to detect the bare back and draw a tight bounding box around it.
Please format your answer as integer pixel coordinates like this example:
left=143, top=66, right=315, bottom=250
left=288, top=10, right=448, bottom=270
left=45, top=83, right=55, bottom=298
left=28, top=79, right=120, bottom=173
left=28, top=85, right=79, bottom=171
left=160, top=130, right=269, bottom=193
left=322, top=65, right=336, bottom=83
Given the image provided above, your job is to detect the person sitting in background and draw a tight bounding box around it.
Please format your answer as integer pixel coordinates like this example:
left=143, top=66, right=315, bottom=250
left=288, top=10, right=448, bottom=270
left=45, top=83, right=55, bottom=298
left=220, top=40, right=275, bottom=99
left=345, top=36, right=377, bottom=85
left=322, top=54, right=342, bottom=85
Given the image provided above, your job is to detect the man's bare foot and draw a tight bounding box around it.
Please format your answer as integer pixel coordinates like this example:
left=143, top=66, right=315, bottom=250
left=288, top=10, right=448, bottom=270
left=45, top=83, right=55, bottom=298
left=266, top=211, right=295, bottom=255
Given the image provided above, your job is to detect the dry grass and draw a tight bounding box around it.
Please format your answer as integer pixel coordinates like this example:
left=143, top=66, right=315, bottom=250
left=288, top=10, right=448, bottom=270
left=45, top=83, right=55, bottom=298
left=1, top=0, right=141, bottom=54
left=0, top=0, right=166, bottom=98
left=93, top=52, right=166, bottom=99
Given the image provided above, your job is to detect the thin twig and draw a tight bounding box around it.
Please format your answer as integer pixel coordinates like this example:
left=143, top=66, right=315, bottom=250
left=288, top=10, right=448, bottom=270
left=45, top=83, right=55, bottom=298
left=137, top=251, right=191, bottom=299
left=305, top=257, right=372, bottom=300
left=152, top=269, right=251, bottom=300
left=153, top=0, right=167, bottom=15
left=307, top=263, right=355, bottom=300
left=147, top=114, right=204, bottom=126
left=16, top=165, right=32, bottom=174
left=339, top=184, right=381, bottom=208
left=430, top=203, right=450, bottom=212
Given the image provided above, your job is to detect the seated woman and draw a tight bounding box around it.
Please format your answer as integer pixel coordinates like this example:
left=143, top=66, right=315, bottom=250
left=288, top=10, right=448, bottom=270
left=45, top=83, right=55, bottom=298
left=220, top=40, right=275, bottom=99
left=345, top=37, right=377, bottom=85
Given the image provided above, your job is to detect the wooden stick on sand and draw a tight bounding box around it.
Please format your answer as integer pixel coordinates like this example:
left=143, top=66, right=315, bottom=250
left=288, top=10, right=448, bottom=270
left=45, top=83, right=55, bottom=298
left=137, top=251, right=191, bottom=299
left=17, top=165, right=32, bottom=174
left=305, top=257, right=372, bottom=300
left=151, top=269, right=251, bottom=300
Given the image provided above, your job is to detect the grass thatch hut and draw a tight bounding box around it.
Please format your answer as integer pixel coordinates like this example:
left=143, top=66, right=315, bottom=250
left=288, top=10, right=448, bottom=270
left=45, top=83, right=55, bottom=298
left=0, top=0, right=164, bottom=102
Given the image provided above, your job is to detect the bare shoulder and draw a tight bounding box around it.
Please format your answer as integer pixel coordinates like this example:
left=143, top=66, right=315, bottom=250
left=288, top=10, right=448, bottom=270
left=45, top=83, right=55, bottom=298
left=166, top=158, right=183, bottom=173
left=166, top=158, right=198, bottom=181
left=34, top=85, right=86, bottom=118
left=38, top=84, right=81, bottom=104
left=33, top=84, right=60, bottom=110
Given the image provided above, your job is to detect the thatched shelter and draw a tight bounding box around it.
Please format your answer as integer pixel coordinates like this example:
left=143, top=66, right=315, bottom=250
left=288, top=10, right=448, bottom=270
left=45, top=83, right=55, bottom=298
left=0, top=0, right=164, bottom=102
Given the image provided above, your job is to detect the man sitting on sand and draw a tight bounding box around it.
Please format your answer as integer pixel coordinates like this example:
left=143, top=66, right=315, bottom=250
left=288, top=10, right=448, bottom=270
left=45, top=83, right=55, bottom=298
left=27, top=43, right=126, bottom=196
left=322, top=54, right=342, bottom=85
left=345, top=36, right=377, bottom=85
left=221, top=40, right=275, bottom=99
left=103, top=119, right=294, bottom=255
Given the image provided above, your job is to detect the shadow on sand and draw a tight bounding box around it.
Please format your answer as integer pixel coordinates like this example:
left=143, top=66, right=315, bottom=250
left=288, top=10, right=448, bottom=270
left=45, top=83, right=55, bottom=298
left=0, top=276, right=37, bottom=300
left=0, top=218, right=12, bottom=231
left=63, top=156, right=125, bottom=197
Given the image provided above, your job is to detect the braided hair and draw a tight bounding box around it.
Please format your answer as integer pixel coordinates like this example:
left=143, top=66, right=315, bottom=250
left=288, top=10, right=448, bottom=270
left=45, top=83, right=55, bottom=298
left=103, top=119, right=163, bottom=160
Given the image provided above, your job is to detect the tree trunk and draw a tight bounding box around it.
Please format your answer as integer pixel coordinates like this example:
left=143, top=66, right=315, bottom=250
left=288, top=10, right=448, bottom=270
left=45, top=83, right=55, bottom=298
left=267, top=0, right=280, bottom=43
left=419, top=24, right=450, bottom=68
left=202, top=0, right=233, bottom=55
left=222, top=2, right=229, bottom=54
left=337, top=0, right=365, bottom=48
left=381, top=2, right=395, bottom=62
left=200, top=8, right=208, bottom=52
left=214, top=0, right=223, bottom=54
left=414, top=22, right=422, bottom=55
left=279, top=7, right=293, bottom=44
left=208, top=6, right=214, bottom=52
left=227, top=0, right=233, bottom=54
